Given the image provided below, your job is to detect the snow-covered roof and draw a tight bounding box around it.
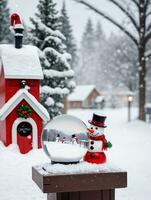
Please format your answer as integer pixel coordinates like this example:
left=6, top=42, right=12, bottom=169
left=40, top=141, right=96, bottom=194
left=0, top=44, right=43, bottom=80
left=95, top=96, right=105, bottom=103
left=68, top=85, right=97, bottom=101
left=0, top=88, right=50, bottom=122
left=105, top=87, right=134, bottom=96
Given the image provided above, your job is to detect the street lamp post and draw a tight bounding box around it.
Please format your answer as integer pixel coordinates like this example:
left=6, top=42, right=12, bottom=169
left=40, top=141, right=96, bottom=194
left=127, top=94, right=133, bottom=122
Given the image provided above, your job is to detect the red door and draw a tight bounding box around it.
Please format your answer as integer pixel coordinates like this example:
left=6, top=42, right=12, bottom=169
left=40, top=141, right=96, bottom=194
left=17, top=122, right=33, bottom=154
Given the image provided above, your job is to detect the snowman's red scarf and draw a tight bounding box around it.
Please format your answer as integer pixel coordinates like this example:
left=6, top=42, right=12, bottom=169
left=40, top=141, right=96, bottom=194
left=89, top=135, right=107, bottom=150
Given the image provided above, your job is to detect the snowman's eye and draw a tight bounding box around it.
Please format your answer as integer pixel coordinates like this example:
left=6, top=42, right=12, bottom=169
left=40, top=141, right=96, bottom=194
left=91, top=127, right=93, bottom=129
left=95, top=127, right=98, bottom=130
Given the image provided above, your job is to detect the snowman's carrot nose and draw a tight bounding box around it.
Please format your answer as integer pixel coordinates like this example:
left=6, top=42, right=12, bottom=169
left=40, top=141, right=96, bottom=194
left=87, top=128, right=94, bottom=133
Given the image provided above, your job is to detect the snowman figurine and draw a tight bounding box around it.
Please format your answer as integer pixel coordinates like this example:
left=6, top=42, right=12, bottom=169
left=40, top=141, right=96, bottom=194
left=61, top=137, right=66, bottom=144
left=55, top=134, right=61, bottom=142
left=84, top=114, right=112, bottom=164
left=71, top=134, right=78, bottom=145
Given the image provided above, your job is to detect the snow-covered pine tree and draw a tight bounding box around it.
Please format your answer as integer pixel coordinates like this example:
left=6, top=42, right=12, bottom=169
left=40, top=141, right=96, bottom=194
left=106, top=33, right=138, bottom=91
left=77, top=18, right=95, bottom=84
left=94, top=21, right=107, bottom=90
left=59, top=1, right=77, bottom=69
left=0, top=0, right=12, bottom=43
left=23, top=23, right=30, bottom=45
left=30, top=0, right=74, bottom=119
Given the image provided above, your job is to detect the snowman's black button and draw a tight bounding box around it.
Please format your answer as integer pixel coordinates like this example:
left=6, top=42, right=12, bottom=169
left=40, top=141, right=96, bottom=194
left=91, top=141, right=94, bottom=145
left=90, top=146, right=94, bottom=150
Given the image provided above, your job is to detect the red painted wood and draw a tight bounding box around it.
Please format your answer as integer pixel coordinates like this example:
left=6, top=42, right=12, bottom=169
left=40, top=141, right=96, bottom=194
left=0, top=67, right=6, bottom=143
left=0, top=62, right=43, bottom=154
left=17, top=132, right=33, bottom=154
left=5, top=99, right=43, bottom=153
left=5, top=79, right=40, bottom=102
left=0, top=67, right=5, bottom=107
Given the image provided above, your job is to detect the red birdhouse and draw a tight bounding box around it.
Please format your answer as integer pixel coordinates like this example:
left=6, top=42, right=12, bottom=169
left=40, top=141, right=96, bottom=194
left=0, top=14, right=50, bottom=154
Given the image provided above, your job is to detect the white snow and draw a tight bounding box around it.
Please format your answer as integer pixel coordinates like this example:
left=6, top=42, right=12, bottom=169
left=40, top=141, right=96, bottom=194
left=0, top=107, right=151, bottom=199
left=64, top=52, right=72, bottom=61
left=44, top=142, right=87, bottom=163
left=68, top=85, right=96, bottom=101
left=37, top=20, right=65, bottom=40
left=45, top=97, right=54, bottom=106
left=0, top=88, right=50, bottom=122
left=43, top=47, right=70, bottom=69
left=95, top=95, right=105, bottom=103
left=0, top=44, right=43, bottom=80
left=145, top=103, right=151, bottom=108
left=44, top=35, right=62, bottom=45
left=41, top=86, right=69, bottom=95
left=42, top=161, right=121, bottom=175
left=0, top=142, right=48, bottom=200
left=14, top=24, right=24, bottom=29
left=68, top=80, right=76, bottom=88
left=56, top=102, right=64, bottom=108
left=68, top=108, right=151, bottom=200
left=43, top=69, right=74, bottom=78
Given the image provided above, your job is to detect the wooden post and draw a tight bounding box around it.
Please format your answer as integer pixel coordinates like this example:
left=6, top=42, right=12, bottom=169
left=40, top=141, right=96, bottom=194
left=47, top=190, right=115, bottom=200
left=63, top=96, right=68, bottom=114
left=32, top=165, right=127, bottom=200
left=128, top=100, right=131, bottom=122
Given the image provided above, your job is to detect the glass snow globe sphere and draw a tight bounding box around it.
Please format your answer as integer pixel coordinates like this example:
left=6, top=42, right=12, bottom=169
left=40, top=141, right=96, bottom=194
left=42, top=115, right=88, bottom=164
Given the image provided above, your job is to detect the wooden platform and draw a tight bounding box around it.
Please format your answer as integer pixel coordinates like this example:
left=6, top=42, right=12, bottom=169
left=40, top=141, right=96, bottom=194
left=32, top=165, right=127, bottom=200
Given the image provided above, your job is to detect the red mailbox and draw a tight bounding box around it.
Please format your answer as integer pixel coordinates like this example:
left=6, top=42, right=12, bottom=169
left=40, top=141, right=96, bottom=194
left=0, top=14, right=50, bottom=154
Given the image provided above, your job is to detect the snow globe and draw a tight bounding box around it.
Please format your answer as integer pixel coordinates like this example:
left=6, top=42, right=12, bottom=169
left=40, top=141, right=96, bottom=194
left=42, top=115, right=88, bottom=164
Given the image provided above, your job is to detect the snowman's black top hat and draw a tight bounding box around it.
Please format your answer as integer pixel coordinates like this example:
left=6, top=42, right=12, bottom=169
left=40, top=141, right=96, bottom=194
left=88, top=113, right=107, bottom=128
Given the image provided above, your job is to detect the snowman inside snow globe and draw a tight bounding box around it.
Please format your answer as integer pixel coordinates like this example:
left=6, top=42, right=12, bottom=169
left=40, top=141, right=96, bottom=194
left=42, top=115, right=88, bottom=164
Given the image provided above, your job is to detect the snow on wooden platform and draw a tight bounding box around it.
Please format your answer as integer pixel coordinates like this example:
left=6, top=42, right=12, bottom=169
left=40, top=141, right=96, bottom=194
left=41, top=161, right=121, bottom=175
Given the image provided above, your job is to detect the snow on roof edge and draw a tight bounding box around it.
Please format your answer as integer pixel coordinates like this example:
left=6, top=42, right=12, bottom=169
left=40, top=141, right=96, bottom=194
left=0, top=89, right=50, bottom=122
left=5, top=74, right=43, bottom=80
left=68, top=85, right=97, bottom=101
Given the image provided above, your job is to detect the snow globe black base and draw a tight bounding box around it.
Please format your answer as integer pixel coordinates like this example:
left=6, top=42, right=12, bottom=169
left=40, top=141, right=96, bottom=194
left=51, top=160, right=80, bottom=165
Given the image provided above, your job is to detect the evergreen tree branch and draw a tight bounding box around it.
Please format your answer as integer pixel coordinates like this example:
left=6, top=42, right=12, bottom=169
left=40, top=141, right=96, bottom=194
left=145, top=0, right=151, bottom=12
left=145, top=0, right=149, bottom=7
left=132, top=0, right=139, bottom=8
left=145, top=49, right=151, bottom=59
left=30, top=0, right=74, bottom=117
left=146, top=10, right=151, bottom=17
left=146, top=22, right=151, bottom=31
left=107, top=0, right=139, bottom=32
left=74, top=0, right=138, bottom=46
left=145, top=31, right=151, bottom=43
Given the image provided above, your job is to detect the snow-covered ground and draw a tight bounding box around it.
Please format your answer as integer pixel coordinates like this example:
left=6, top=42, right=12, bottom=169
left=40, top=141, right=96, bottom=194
left=0, top=107, right=151, bottom=200
left=69, top=108, right=151, bottom=200
left=0, top=143, right=48, bottom=200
